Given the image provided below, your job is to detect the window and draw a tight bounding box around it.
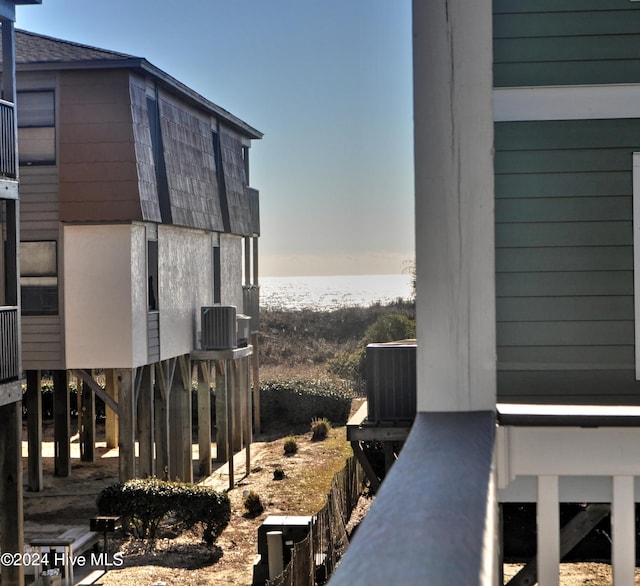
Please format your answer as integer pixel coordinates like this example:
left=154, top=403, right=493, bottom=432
left=147, top=239, right=158, bottom=311
left=20, top=241, right=58, bottom=315
left=17, top=91, right=55, bottom=165
left=213, top=245, right=221, bottom=304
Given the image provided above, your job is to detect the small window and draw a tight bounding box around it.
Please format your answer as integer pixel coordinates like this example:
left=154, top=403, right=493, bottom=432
left=147, top=240, right=158, bottom=311
left=213, top=245, right=221, bottom=304
left=17, top=91, right=55, bottom=165
left=20, top=241, right=58, bottom=315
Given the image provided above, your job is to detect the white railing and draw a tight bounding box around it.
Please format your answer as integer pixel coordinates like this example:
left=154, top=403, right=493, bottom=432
left=329, top=411, right=497, bottom=585
left=330, top=404, right=640, bottom=586
left=497, top=404, right=640, bottom=586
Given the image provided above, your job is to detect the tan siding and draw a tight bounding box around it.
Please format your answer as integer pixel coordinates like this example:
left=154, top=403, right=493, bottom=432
left=58, top=69, right=142, bottom=222
left=22, top=316, right=63, bottom=370
left=16, top=71, right=57, bottom=90
left=20, top=167, right=59, bottom=241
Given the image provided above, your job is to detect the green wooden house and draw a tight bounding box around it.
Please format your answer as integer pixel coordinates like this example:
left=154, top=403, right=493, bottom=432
left=494, top=0, right=640, bottom=405
left=332, top=2, right=640, bottom=585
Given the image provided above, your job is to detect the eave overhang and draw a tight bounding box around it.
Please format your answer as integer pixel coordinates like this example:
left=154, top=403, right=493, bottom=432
left=16, top=56, right=263, bottom=140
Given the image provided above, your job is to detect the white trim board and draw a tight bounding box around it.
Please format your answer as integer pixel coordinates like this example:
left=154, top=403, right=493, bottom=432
left=494, top=84, right=640, bottom=121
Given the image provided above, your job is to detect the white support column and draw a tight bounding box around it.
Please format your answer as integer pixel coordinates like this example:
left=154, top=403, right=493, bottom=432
left=612, top=475, right=635, bottom=586
left=537, top=475, right=560, bottom=586
left=413, top=0, right=496, bottom=412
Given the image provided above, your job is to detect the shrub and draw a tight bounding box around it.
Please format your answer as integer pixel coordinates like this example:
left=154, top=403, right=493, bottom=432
left=97, top=478, right=230, bottom=544
left=283, top=436, right=298, bottom=455
left=260, top=379, right=352, bottom=427
left=243, top=490, right=264, bottom=516
left=172, top=483, right=232, bottom=545
left=311, top=417, right=331, bottom=440
left=273, top=467, right=286, bottom=481
left=328, top=312, right=416, bottom=383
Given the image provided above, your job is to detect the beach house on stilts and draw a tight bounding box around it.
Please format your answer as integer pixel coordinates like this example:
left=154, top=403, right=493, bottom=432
left=9, top=30, right=262, bottom=489
left=0, top=3, right=41, bottom=586
left=333, top=2, right=640, bottom=584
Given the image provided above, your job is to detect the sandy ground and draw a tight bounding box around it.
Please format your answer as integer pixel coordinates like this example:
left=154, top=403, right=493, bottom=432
left=18, top=419, right=640, bottom=586
left=21, top=420, right=352, bottom=585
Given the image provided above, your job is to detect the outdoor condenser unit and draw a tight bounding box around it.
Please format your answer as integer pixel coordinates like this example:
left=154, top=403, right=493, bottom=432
left=201, top=305, right=237, bottom=350
left=366, top=341, right=417, bottom=423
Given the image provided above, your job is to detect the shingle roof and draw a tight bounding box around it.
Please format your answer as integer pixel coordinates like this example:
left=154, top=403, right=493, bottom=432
left=14, top=29, right=136, bottom=64
left=1, top=29, right=262, bottom=139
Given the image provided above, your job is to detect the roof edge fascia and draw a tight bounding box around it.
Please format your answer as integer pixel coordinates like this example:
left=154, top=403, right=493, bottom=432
left=18, top=57, right=263, bottom=139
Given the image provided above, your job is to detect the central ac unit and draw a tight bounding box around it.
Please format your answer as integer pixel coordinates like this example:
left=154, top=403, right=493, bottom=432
left=201, top=306, right=237, bottom=350
left=366, top=341, right=417, bottom=423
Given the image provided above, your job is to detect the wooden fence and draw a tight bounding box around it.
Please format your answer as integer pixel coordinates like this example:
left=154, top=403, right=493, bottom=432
left=267, top=456, right=365, bottom=586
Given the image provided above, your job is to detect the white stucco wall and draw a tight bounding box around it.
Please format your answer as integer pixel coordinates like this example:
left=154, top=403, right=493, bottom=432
left=64, top=224, right=244, bottom=367
left=63, top=223, right=148, bottom=368
left=158, top=225, right=213, bottom=359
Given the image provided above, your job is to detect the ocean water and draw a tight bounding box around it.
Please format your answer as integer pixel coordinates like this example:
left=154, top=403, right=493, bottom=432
left=259, top=274, right=414, bottom=311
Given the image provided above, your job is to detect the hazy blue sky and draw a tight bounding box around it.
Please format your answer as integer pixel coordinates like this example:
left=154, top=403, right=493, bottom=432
left=15, top=0, right=414, bottom=277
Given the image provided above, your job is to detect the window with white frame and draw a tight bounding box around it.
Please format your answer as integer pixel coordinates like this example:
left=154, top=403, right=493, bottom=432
left=20, top=241, right=58, bottom=315
left=17, top=90, right=55, bottom=165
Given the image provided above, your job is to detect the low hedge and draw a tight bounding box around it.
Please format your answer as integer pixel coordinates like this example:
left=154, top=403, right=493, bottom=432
left=96, top=478, right=230, bottom=545
left=259, top=379, right=353, bottom=427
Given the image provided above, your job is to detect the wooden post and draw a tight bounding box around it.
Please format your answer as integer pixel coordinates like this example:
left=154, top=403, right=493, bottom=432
left=197, top=361, right=212, bottom=477
left=137, top=365, right=155, bottom=478
left=215, top=360, right=228, bottom=463
left=53, top=370, right=70, bottom=477
left=251, top=332, right=260, bottom=434
left=232, top=359, right=242, bottom=452
left=244, top=356, right=252, bottom=475
left=26, top=369, right=42, bottom=491
left=117, top=368, right=136, bottom=481
left=104, top=369, right=118, bottom=449
left=413, top=0, right=496, bottom=411
left=227, top=359, right=234, bottom=489
left=168, top=359, right=192, bottom=483
left=0, top=400, right=24, bottom=586
left=80, top=373, right=95, bottom=462
left=154, top=376, right=169, bottom=480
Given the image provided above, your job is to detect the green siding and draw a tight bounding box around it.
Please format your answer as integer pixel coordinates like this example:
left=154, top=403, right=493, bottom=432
left=493, top=2, right=640, bottom=86
left=497, top=247, right=633, bottom=272
left=495, top=118, right=640, bottom=404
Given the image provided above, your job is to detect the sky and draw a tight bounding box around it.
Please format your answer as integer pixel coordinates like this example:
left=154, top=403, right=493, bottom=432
left=15, top=0, right=415, bottom=277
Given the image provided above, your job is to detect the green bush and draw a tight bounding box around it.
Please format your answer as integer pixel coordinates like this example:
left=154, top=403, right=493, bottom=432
left=328, top=312, right=416, bottom=382
left=259, top=300, right=415, bottom=367
left=96, top=478, right=230, bottom=545
left=243, top=490, right=264, bottom=516
left=171, top=483, right=232, bottom=545
left=362, top=313, right=415, bottom=345
left=283, top=436, right=298, bottom=455
left=311, top=417, right=331, bottom=440
left=260, top=379, right=352, bottom=427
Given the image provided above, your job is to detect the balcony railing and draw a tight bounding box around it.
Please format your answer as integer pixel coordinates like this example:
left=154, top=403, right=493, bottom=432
left=0, top=306, right=19, bottom=382
left=330, top=411, right=497, bottom=585
left=0, top=100, right=16, bottom=180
